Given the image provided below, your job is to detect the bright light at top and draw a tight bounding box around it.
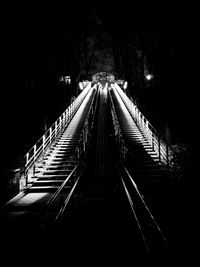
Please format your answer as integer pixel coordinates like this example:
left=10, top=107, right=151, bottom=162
left=145, top=74, right=153, bottom=81
left=123, top=81, right=128, bottom=89
left=59, top=75, right=71, bottom=84
left=79, top=82, right=84, bottom=90
left=79, top=80, right=90, bottom=90
left=64, top=76, right=71, bottom=84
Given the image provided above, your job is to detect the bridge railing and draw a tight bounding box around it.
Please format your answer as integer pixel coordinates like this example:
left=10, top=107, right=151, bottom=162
left=112, top=83, right=180, bottom=178
left=23, top=82, right=92, bottom=178
left=73, top=84, right=98, bottom=165
left=108, top=89, right=126, bottom=161
left=38, top=86, right=99, bottom=222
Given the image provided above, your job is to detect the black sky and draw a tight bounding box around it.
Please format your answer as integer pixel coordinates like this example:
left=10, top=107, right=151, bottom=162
left=1, top=3, right=200, bottom=166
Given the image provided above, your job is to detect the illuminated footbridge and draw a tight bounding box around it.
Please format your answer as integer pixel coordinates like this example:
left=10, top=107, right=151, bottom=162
left=1, top=77, right=182, bottom=263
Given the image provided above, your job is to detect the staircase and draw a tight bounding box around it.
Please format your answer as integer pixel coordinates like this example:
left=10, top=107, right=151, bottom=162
left=1, top=83, right=97, bottom=228
left=0, top=80, right=179, bottom=263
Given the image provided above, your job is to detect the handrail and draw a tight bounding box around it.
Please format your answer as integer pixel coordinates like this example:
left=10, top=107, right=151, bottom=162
left=45, top=163, right=82, bottom=209
left=117, top=161, right=167, bottom=253
left=119, top=162, right=167, bottom=240
left=108, top=88, right=126, bottom=160
left=37, top=85, right=98, bottom=225
left=121, top=177, right=150, bottom=253
left=112, top=83, right=180, bottom=178
left=37, top=161, right=85, bottom=227
left=53, top=85, right=98, bottom=222
left=73, top=84, right=98, bottom=165
left=23, top=82, right=92, bottom=182
left=54, top=165, right=86, bottom=223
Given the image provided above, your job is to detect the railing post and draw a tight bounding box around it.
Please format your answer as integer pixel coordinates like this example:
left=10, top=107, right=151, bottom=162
left=42, top=135, right=45, bottom=152
left=55, top=122, right=58, bottom=140
left=64, top=110, right=67, bottom=124
left=59, top=116, right=62, bottom=131
left=141, top=115, right=144, bottom=130
left=25, top=153, right=29, bottom=188
left=26, top=152, right=29, bottom=167
left=33, top=144, right=36, bottom=175
left=69, top=105, right=72, bottom=119
left=49, top=127, right=52, bottom=144
left=146, top=121, right=149, bottom=141
left=152, top=131, right=154, bottom=150
left=66, top=110, right=69, bottom=122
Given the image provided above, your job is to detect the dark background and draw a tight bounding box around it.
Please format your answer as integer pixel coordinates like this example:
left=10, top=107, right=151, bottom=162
left=1, top=3, right=200, bottom=170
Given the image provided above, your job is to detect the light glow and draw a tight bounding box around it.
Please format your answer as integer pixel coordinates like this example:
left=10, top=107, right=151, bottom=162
left=123, top=81, right=128, bottom=89
left=145, top=74, right=153, bottom=81
left=79, top=82, right=84, bottom=90
left=59, top=75, right=71, bottom=84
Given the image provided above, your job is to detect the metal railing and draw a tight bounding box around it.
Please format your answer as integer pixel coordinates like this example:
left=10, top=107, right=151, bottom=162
left=37, top=84, right=98, bottom=224
left=48, top=83, right=98, bottom=221
left=111, top=83, right=180, bottom=178
left=22, top=82, right=93, bottom=185
left=108, top=88, right=126, bottom=161
left=117, top=161, right=167, bottom=254
left=73, top=84, right=98, bottom=165
left=38, top=161, right=85, bottom=226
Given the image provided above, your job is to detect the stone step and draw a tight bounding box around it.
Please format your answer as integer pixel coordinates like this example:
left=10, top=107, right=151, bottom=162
left=27, top=186, right=71, bottom=192
left=33, top=180, right=65, bottom=185
left=42, top=169, right=72, bottom=174
left=33, top=174, right=71, bottom=179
